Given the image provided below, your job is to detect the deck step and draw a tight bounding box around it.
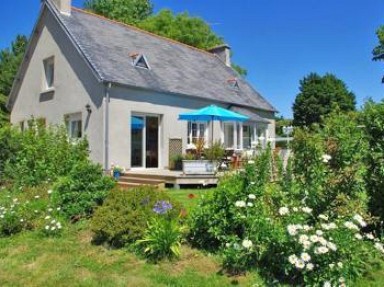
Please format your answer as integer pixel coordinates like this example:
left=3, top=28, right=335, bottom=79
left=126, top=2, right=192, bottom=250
left=119, top=175, right=165, bottom=185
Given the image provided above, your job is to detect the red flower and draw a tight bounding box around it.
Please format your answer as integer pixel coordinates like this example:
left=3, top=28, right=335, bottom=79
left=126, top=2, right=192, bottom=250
left=188, top=193, right=196, bottom=199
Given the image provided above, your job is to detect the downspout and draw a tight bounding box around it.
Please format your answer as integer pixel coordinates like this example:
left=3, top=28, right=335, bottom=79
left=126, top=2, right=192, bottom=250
left=103, top=82, right=112, bottom=171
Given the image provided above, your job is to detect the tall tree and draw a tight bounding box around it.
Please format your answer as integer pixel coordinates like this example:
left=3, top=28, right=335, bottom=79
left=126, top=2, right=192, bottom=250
left=292, top=73, right=356, bottom=127
left=0, top=35, right=28, bottom=126
left=373, top=26, right=384, bottom=82
left=84, top=0, right=153, bottom=24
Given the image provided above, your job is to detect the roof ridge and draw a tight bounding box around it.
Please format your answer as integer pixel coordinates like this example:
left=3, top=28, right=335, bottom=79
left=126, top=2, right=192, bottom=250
left=71, top=7, right=216, bottom=58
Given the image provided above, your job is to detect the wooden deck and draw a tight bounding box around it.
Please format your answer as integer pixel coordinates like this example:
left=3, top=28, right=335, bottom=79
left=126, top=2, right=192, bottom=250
left=119, top=169, right=219, bottom=189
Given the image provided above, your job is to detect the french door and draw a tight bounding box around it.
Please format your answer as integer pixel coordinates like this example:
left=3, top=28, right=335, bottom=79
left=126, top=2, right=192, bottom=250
left=131, top=114, right=159, bottom=168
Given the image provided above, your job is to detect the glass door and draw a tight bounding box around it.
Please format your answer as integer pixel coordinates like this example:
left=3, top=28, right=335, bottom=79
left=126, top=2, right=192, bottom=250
left=131, top=115, right=159, bottom=168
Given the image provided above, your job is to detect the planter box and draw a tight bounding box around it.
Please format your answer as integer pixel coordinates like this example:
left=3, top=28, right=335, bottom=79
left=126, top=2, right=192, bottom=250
left=182, top=160, right=215, bottom=175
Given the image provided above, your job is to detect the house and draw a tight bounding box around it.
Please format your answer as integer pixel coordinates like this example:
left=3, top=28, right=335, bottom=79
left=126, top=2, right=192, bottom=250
left=7, top=0, right=277, bottom=171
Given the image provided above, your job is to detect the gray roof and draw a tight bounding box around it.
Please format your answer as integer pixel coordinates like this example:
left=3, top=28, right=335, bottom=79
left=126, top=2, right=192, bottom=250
left=54, top=5, right=276, bottom=112
left=230, top=106, right=270, bottom=124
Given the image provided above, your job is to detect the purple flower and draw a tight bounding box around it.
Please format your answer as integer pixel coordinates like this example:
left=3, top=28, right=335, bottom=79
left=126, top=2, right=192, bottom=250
left=153, top=200, right=173, bottom=214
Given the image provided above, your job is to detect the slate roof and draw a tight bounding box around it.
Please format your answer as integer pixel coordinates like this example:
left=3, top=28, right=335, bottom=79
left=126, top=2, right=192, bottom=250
left=52, top=4, right=276, bottom=112
left=230, top=106, right=270, bottom=124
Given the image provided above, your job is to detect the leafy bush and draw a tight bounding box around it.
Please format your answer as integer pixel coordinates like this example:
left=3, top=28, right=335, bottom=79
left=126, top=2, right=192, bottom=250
left=361, top=100, right=384, bottom=222
left=1, top=122, right=89, bottom=186
left=0, top=185, right=64, bottom=237
left=52, top=161, right=115, bottom=219
left=136, top=201, right=185, bottom=261
left=91, top=186, right=181, bottom=248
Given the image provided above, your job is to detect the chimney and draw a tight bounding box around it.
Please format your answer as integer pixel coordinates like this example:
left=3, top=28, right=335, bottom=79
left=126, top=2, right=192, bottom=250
left=208, top=44, right=231, bottom=67
left=50, top=0, right=71, bottom=16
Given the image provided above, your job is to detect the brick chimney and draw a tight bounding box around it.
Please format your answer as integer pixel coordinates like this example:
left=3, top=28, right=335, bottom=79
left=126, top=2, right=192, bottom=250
left=208, top=44, right=231, bottom=67
left=50, top=0, right=71, bottom=15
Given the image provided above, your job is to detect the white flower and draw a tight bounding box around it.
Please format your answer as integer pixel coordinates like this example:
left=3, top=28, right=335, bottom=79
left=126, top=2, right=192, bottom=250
left=303, top=225, right=312, bottom=231
left=51, top=226, right=56, bottom=231
left=316, top=246, right=329, bottom=254
left=248, top=160, right=255, bottom=164
left=293, top=207, right=299, bottom=212
left=45, top=225, right=49, bottom=230
left=34, top=195, right=40, bottom=199
left=247, top=202, right=254, bottom=207
left=301, top=252, right=311, bottom=262
left=57, top=207, right=61, bottom=211
left=316, top=230, right=323, bottom=236
left=278, top=207, right=289, bottom=216
left=288, top=255, right=298, bottom=265
left=344, top=221, right=359, bottom=231
left=20, top=219, right=24, bottom=222
left=250, top=182, right=255, bottom=185
left=366, top=233, right=375, bottom=240
left=51, top=220, right=56, bottom=224
left=242, top=239, right=253, bottom=249
left=337, top=262, right=343, bottom=268
left=306, top=263, right=314, bottom=271
left=302, top=207, right=313, bottom=214
left=321, top=154, right=332, bottom=163
left=299, top=234, right=309, bottom=243
left=248, top=194, right=256, bottom=200
left=339, top=277, right=345, bottom=283
left=310, top=235, right=319, bottom=243
left=235, top=201, right=246, bottom=208
left=323, top=281, right=331, bottom=287
left=318, top=214, right=329, bottom=221
left=329, top=263, right=335, bottom=269
left=355, top=233, right=363, bottom=240
left=225, top=243, right=231, bottom=248
left=48, top=208, right=53, bottom=212
left=353, top=214, right=363, bottom=222
left=318, top=237, right=328, bottom=246
left=287, top=225, right=298, bottom=236
left=302, top=240, right=312, bottom=250
left=45, top=216, right=51, bottom=220
left=47, top=189, right=53, bottom=194
left=295, top=259, right=305, bottom=269
left=374, top=242, right=384, bottom=253
left=327, top=242, right=337, bottom=251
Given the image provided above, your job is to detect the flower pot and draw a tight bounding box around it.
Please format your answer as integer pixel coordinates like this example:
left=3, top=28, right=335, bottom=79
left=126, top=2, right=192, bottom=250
left=113, top=170, right=121, bottom=180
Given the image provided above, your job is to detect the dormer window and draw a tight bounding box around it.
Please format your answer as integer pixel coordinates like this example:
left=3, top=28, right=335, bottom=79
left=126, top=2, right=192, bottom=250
left=130, top=52, right=150, bottom=70
left=227, top=78, right=239, bottom=89
left=43, top=56, right=55, bottom=90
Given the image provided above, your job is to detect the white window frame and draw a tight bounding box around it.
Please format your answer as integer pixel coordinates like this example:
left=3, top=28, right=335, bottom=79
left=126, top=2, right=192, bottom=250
left=187, top=121, right=207, bottom=145
left=43, top=56, right=55, bottom=91
left=65, top=113, right=82, bottom=140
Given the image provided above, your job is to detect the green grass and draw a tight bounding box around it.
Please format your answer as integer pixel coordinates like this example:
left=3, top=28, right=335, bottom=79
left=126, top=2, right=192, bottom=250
left=0, top=220, right=262, bottom=287
left=165, top=187, right=214, bottom=211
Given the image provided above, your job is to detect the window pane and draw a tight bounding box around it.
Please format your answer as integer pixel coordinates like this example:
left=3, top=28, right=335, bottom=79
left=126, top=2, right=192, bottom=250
left=224, top=124, right=234, bottom=148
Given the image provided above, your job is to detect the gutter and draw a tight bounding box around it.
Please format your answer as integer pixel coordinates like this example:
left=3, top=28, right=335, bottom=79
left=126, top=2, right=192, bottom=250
left=103, top=82, right=112, bottom=171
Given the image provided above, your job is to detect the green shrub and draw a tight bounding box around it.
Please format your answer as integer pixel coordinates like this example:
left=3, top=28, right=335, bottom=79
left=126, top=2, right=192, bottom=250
left=361, top=100, right=384, bottom=222
left=136, top=202, right=185, bottom=261
left=2, top=122, right=89, bottom=186
left=52, top=161, right=115, bottom=219
left=91, top=186, right=181, bottom=248
left=0, top=185, right=64, bottom=237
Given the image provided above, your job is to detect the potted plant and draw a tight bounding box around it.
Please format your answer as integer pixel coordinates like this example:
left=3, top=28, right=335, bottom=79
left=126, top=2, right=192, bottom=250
left=111, top=165, right=124, bottom=180
left=169, top=154, right=183, bottom=171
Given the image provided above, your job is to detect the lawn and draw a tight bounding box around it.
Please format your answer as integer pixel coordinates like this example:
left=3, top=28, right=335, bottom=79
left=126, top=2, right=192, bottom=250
left=0, top=218, right=262, bottom=287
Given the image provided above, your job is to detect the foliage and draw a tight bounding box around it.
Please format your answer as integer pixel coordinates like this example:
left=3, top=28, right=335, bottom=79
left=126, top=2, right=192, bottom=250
left=292, top=111, right=368, bottom=215
left=275, top=115, right=293, bottom=137
left=204, top=141, right=225, bottom=162
left=169, top=154, right=183, bottom=170
left=136, top=201, right=185, bottom=261
left=1, top=122, right=89, bottom=187
left=373, top=26, right=384, bottom=82
left=52, top=161, right=115, bottom=219
left=292, top=73, right=356, bottom=127
left=91, top=186, right=181, bottom=248
left=0, top=185, right=64, bottom=237
left=231, top=63, right=248, bottom=78
left=0, top=35, right=28, bottom=126
left=361, top=100, right=384, bottom=222
left=84, top=0, right=153, bottom=25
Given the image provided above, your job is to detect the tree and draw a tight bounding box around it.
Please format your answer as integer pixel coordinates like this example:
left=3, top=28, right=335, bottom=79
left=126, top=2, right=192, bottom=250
left=84, top=0, right=153, bottom=24
left=292, top=73, right=356, bottom=127
left=0, top=35, right=28, bottom=126
left=373, top=26, right=384, bottom=82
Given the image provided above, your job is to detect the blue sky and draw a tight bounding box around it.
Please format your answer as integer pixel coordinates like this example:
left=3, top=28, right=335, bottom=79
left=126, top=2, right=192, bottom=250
left=1, top=0, right=383, bottom=118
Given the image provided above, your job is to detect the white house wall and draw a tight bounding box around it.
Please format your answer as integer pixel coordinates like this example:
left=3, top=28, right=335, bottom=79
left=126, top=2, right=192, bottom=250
left=10, top=9, right=105, bottom=164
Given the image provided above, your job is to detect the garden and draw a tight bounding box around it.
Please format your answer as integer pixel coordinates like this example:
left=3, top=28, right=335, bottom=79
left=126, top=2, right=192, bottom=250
left=2, top=102, right=384, bottom=286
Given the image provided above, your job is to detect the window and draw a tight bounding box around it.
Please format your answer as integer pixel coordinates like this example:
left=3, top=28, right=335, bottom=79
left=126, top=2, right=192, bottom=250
left=19, top=121, right=25, bottom=132
left=132, top=54, right=150, bottom=70
left=65, top=113, right=82, bottom=139
left=224, top=123, right=234, bottom=148
left=43, top=57, right=55, bottom=89
left=187, top=122, right=207, bottom=145
left=243, top=125, right=253, bottom=149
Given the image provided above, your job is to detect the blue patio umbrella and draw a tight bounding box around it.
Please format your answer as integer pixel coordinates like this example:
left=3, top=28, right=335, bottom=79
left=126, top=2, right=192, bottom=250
left=178, top=105, right=249, bottom=146
left=131, top=116, right=144, bottom=130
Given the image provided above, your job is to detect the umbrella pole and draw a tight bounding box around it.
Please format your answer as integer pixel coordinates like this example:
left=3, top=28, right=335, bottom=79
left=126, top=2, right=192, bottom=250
left=211, top=116, right=214, bottom=147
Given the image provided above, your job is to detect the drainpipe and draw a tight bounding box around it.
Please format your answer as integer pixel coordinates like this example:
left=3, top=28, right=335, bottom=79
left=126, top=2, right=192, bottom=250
left=103, top=82, right=112, bottom=171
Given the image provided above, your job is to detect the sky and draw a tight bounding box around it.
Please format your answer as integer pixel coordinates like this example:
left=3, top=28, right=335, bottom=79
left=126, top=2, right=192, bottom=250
left=0, top=0, right=383, bottom=118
